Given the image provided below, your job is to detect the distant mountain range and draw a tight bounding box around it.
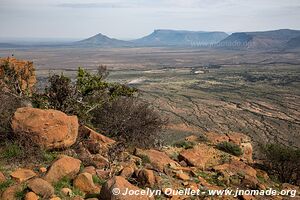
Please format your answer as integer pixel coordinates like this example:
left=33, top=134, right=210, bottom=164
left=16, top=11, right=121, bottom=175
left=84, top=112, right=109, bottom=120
left=2, top=29, right=300, bottom=50
left=130, top=29, right=228, bottom=46
left=218, top=29, right=300, bottom=50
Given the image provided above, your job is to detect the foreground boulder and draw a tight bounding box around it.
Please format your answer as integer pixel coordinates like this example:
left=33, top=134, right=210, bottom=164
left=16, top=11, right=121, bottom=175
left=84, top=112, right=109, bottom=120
left=11, top=107, right=79, bottom=149
left=28, top=178, right=55, bottom=198
left=25, top=192, right=39, bottom=200
left=44, top=156, right=81, bottom=183
left=10, top=168, right=36, bottom=183
left=1, top=185, right=23, bottom=200
left=73, top=172, right=100, bottom=194
left=100, top=176, right=153, bottom=200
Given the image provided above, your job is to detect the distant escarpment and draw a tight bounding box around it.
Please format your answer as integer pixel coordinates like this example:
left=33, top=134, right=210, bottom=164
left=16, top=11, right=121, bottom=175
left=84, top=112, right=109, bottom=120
left=131, top=29, right=228, bottom=47
left=218, top=29, right=300, bottom=50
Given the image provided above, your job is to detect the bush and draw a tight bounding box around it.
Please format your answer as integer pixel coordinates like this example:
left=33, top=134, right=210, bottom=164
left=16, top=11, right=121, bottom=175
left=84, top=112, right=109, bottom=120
left=262, top=144, right=300, bottom=184
left=173, top=140, right=195, bottom=149
left=92, top=97, right=167, bottom=148
left=0, top=93, right=22, bottom=138
left=35, top=67, right=137, bottom=124
left=216, top=141, right=243, bottom=156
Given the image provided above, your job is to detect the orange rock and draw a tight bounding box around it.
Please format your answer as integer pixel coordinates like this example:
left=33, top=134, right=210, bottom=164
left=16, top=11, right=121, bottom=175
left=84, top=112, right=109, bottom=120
left=135, top=148, right=178, bottom=172
left=227, top=132, right=251, bottom=145
left=100, top=176, right=153, bottom=200
left=82, top=166, right=96, bottom=176
left=185, top=135, right=199, bottom=142
left=120, top=166, right=135, bottom=178
left=71, top=197, right=84, bottom=200
left=213, top=159, right=257, bottom=178
left=92, top=154, right=110, bottom=168
left=39, top=167, right=47, bottom=173
left=1, top=185, right=23, bottom=200
left=44, top=156, right=81, bottom=183
left=61, top=187, right=72, bottom=196
left=73, top=172, right=100, bottom=194
left=176, top=172, right=190, bottom=181
left=28, top=178, right=54, bottom=198
left=25, top=192, right=39, bottom=200
left=96, top=169, right=110, bottom=180
left=178, top=143, right=224, bottom=169
left=11, top=107, right=78, bottom=150
left=10, top=168, right=37, bottom=183
left=198, top=176, right=212, bottom=187
left=0, top=57, right=36, bottom=95
left=205, top=132, right=253, bottom=163
left=50, top=197, right=62, bottom=200
left=0, top=171, right=6, bottom=183
left=137, top=169, right=156, bottom=187
left=205, top=132, right=229, bottom=144
left=81, top=126, right=115, bottom=146
left=241, top=194, right=256, bottom=200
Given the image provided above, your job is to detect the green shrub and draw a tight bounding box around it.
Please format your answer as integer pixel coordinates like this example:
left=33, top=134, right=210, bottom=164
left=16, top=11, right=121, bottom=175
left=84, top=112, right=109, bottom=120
left=262, top=144, right=300, bottom=184
left=1, top=142, right=23, bottom=159
left=0, top=179, right=14, bottom=193
left=54, top=177, right=84, bottom=198
left=216, top=141, right=243, bottom=156
left=92, top=175, right=106, bottom=186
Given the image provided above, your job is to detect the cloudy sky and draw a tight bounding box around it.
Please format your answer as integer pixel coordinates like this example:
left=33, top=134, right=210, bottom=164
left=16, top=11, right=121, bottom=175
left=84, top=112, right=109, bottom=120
left=0, top=0, right=300, bottom=40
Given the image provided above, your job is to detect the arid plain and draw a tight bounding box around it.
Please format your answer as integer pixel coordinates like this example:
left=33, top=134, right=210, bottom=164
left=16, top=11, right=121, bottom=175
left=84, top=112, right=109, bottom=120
left=0, top=47, right=299, bottom=157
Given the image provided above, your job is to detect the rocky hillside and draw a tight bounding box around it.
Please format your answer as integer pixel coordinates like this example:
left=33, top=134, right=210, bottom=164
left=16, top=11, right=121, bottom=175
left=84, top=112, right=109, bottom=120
left=0, top=106, right=299, bottom=200
left=74, top=33, right=131, bottom=47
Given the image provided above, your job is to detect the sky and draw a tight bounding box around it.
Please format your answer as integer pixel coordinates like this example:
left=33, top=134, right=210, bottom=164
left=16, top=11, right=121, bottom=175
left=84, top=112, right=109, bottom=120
left=0, top=0, right=300, bottom=40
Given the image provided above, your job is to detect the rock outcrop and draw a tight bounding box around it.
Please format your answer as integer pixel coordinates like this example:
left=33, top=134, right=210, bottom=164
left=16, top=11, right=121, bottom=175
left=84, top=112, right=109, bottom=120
left=205, top=132, right=253, bottom=163
left=11, top=107, right=79, bottom=149
left=1, top=107, right=299, bottom=199
left=0, top=57, right=36, bottom=95
left=178, top=143, right=225, bottom=169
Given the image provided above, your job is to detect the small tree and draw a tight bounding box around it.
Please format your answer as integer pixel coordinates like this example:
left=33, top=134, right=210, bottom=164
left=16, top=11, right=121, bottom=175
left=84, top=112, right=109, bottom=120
left=262, top=144, right=300, bottom=184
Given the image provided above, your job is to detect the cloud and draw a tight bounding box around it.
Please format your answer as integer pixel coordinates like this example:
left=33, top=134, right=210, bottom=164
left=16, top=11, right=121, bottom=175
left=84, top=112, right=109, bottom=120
left=57, top=2, right=125, bottom=8
left=55, top=0, right=230, bottom=9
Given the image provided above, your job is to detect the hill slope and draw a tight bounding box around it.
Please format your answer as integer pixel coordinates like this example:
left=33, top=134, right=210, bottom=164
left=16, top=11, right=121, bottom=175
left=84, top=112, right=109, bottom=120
left=75, top=33, right=131, bottom=47
left=132, top=29, right=228, bottom=46
left=218, top=29, right=300, bottom=50
left=285, top=35, right=300, bottom=50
